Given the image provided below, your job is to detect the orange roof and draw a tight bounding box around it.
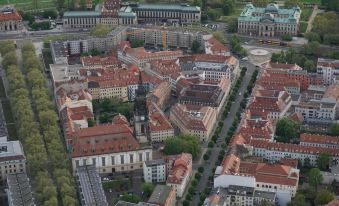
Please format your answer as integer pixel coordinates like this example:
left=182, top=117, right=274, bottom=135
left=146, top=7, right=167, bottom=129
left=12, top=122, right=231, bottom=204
left=207, top=37, right=229, bottom=54
left=149, top=59, right=181, bottom=76
left=166, top=153, right=192, bottom=184
left=148, top=101, right=173, bottom=132
left=266, top=62, right=301, bottom=70
left=300, top=133, right=339, bottom=145
left=0, top=10, right=21, bottom=21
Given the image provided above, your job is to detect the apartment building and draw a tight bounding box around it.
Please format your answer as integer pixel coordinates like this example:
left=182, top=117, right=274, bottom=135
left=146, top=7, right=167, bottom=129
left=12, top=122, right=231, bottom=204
left=204, top=37, right=230, bottom=56
left=117, top=41, right=183, bottom=68
left=300, top=133, right=339, bottom=149
left=81, top=54, right=122, bottom=70
left=238, top=3, right=301, bottom=37
left=148, top=185, right=176, bottom=206
left=179, top=54, right=239, bottom=82
left=143, top=159, right=166, bottom=183
left=6, top=173, right=35, bottom=206
left=214, top=154, right=299, bottom=206
left=69, top=124, right=152, bottom=174
left=317, top=58, right=339, bottom=85
left=295, top=98, right=337, bottom=123
left=148, top=102, right=174, bottom=143
left=0, top=141, right=26, bottom=181
left=166, top=153, right=192, bottom=197
left=170, top=103, right=217, bottom=142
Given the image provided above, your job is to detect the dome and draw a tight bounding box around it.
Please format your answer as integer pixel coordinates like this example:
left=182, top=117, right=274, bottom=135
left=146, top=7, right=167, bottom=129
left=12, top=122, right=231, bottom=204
left=265, top=3, right=279, bottom=13
left=260, top=13, right=275, bottom=22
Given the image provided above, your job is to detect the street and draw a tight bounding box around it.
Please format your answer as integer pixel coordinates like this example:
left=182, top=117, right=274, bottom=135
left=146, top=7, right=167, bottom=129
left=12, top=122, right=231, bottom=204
left=190, top=61, right=257, bottom=205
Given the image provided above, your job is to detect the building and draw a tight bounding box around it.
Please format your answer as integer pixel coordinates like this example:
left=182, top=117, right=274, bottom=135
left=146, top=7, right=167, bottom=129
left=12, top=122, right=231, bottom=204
left=179, top=54, right=239, bottom=82
left=117, top=41, right=183, bottom=68
left=148, top=102, right=174, bottom=143
left=81, top=54, right=122, bottom=70
left=76, top=165, right=108, bottom=206
left=126, top=27, right=206, bottom=49
left=166, top=153, right=192, bottom=197
left=6, top=173, right=35, bottom=206
left=129, top=3, right=201, bottom=24
left=69, top=123, right=152, bottom=174
left=170, top=104, right=217, bottom=142
left=250, top=139, right=339, bottom=166
left=0, top=141, right=26, bottom=181
left=238, top=3, right=301, bottom=37
left=294, top=98, right=337, bottom=123
left=148, top=185, right=176, bottom=206
left=214, top=154, right=299, bottom=206
left=317, top=58, right=339, bottom=85
left=0, top=6, right=23, bottom=32
left=203, top=186, right=276, bottom=206
left=147, top=82, right=172, bottom=111
left=143, top=159, right=166, bottom=183
left=300, top=133, right=339, bottom=149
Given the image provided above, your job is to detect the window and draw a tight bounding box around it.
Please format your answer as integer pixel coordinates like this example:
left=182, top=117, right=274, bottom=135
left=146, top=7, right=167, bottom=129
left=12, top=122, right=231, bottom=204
left=120, top=155, right=124, bottom=164
left=146, top=152, right=150, bottom=161
left=83, top=159, right=87, bottom=166
left=92, top=158, right=96, bottom=166
left=76, top=160, right=80, bottom=167
left=130, top=154, right=134, bottom=163
left=139, top=153, right=143, bottom=162
left=102, top=157, right=106, bottom=166
left=111, top=156, right=115, bottom=165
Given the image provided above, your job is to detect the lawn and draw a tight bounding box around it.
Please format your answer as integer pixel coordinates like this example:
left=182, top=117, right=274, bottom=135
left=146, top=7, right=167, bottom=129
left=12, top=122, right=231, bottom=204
left=299, top=21, right=308, bottom=33
left=301, top=7, right=313, bottom=21
left=298, top=0, right=321, bottom=4
left=0, top=0, right=55, bottom=11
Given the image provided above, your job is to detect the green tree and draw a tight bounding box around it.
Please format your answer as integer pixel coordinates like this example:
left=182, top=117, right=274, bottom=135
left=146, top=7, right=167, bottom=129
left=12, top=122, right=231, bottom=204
left=130, top=39, right=144, bottom=48
left=304, top=59, right=315, bottom=72
left=330, top=123, right=339, bottom=136
left=90, top=24, right=112, bottom=36
left=275, top=117, right=299, bottom=143
left=163, top=134, right=201, bottom=159
left=222, top=0, right=235, bottom=15
left=314, top=189, right=335, bottom=205
left=191, top=40, right=202, bottom=53
left=212, top=31, right=226, bottom=44
left=120, top=193, right=141, bottom=203
left=309, top=168, right=323, bottom=192
left=316, top=153, right=331, bottom=171
left=305, top=32, right=321, bottom=42
left=42, top=10, right=58, bottom=19
left=303, top=157, right=312, bottom=169
left=304, top=41, right=320, bottom=56
left=88, top=118, right=95, bottom=127
left=288, top=193, right=306, bottom=206
left=252, top=0, right=268, bottom=6
left=141, top=183, right=155, bottom=197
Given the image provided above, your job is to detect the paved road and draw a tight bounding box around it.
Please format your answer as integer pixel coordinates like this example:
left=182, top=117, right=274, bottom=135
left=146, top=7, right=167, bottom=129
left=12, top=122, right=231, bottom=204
left=190, top=61, right=257, bottom=206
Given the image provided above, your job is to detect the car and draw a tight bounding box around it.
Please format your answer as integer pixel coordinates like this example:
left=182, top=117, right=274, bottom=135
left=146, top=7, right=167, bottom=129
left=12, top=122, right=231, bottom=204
left=242, top=57, right=249, bottom=61
left=239, top=92, right=242, bottom=96
left=244, top=41, right=249, bottom=44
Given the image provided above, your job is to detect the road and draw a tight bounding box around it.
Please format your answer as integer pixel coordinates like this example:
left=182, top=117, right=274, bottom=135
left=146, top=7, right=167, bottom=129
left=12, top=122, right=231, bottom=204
left=190, top=61, right=257, bottom=205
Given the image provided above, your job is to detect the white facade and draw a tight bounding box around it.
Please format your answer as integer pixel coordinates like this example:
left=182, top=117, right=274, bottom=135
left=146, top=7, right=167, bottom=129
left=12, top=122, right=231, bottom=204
left=143, top=160, right=166, bottom=183
left=317, top=58, right=339, bottom=85
left=0, top=141, right=26, bottom=181
left=150, top=129, right=174, bottom=143
left=295, top=99, right=337, bottom=122
left=72, top=148, right=152, bottom=174
left=166, top=173, right=190, bottom=198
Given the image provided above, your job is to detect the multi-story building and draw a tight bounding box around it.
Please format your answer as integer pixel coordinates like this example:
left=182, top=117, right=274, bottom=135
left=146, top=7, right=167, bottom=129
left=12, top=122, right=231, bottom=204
left=204, top=186, right=276, bottom=206
left=127, top=27, right=207, bottom=49
left=148, top=102, right=174, bottom=143
left=179, top=54, right=239, bottom=82
left=295, top=98, right=337, bottom=123
left=300, top=133, right=339, bottom=149
left=0, top=6, right=23, bottom=32
left=317, top=58, right=339, bottom=85
left=117, top=41, right=183, bottom=68
left=204, top=37, right=230, bottom=56
left=128, top=3, right=200, bottom=24
left=148, top=185, right=176, bottom=206
left=147, top=81, right=172, bottom=111
left=170, top=103, right=217, bottom=142
left=250, top=139, right=339, bottom=166
left=214, top=154, right=299, bottom=206
left=166, top=153, right=192, bottom=197
left=238, top=3, right=301, bottom=37
left=0, top=141, right=26, bottom=181
left=81, top=54, right=122, bottom=70
left=143, top=159, right=166, bottom=183
left=69, top=123, right=153, bottom=174
left=6, top=173, right=35, bottom=206
left=76, top=165, right=108, bottom=206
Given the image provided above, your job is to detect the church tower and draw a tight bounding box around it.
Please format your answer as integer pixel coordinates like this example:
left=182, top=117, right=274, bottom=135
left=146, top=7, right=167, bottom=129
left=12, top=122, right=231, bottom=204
left=134, top=72, right=149, bottom=143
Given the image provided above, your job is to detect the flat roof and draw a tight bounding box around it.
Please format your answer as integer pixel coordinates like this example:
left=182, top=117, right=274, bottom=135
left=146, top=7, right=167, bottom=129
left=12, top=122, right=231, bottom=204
left=145, top=159, right=165, bottom=167
left=148, top=185, right=173, bottom=205
left=7, top=173, right=35, bottom=206
left=64, top=11, right=101, bottom=17
left=135, top=3, right=200, bottom=12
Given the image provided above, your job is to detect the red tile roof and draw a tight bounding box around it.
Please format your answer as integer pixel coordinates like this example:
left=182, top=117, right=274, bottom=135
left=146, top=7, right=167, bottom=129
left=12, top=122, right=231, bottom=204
left=206, top=37, right=229, bottom=54
left=300, top=133, right=339, bottom=145
left=0, top=11, right=21, bottom=21
left=148, top=101, right=173, bottom=132
left=149, top=59, right=181, bottom=76
left=266, top=62, right=301, bottom=70
left=167, top=153, right=192, bottom=184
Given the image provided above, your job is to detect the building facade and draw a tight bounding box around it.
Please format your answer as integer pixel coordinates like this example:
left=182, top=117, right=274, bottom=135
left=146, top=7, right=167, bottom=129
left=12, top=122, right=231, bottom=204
left=238, top=3, right=301, bottom=37
left=0, top=141, right=26, bottom=181
left=317, top=58, right=339, bottom=85
left=143, top=159, right=166, bottom=183
left=0, top=6, right=23, bottom=32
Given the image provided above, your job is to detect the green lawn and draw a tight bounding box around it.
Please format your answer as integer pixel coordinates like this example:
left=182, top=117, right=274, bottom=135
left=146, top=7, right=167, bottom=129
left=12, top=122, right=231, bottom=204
left=298, top=0, right=321, bottom=4
left=299, top=21, right=308, bottom=33
left=0, top=0, right=55, bottom=11
left=301, top=8, right=313, bottom=21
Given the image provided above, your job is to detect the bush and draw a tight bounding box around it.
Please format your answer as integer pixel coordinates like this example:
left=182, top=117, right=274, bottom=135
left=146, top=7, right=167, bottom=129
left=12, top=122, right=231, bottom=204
left=198, top=167, right=204, bottom=173
left=191, top=179, right=198, bottom=187
left=208, top=141, right=214, bottom=148
left=195, top=172, right=202, bottom=180
left=203, top=154, right=210, bottom=161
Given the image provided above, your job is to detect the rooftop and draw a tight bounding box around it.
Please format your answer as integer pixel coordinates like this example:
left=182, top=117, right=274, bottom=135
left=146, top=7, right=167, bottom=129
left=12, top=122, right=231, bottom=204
left=132, top=3, right=200, bottom=12
left=0, top=141, right=25, bottom=162
left=148, top=185, right=174, bottom=205
left=63, top=11, right=101, bottom=17
left=144, top=159, right=165, bottom=167
left=6, top=173, right=35, bottom=206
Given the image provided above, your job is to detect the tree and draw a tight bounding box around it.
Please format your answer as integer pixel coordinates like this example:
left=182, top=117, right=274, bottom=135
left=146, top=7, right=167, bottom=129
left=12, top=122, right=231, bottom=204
left=288, top=193, right=306, bottom=206
left=191, top=40, right=202, bottom=54
left=90, top=48, right=101, bottom=56
left=120, top=193, right=141, bottom=203
left=330, top=123, right=339, bottom=136
left=141, top=183, right=155, bottom=197
left=275, top=117, right=299, bottom=143
left=304, top=41, right=320, bottom=56
left=42, top=10, right=58, bottom=19
left=57, top=0, right=65, bottom=10
left=316, top=153, right=330, bottom=171
left=252, top=0, right=268, bottom=7
left=222, top=0, right=235, bottom=15
left=212, top=31, right=226, bottom=44
left=309, top=168, right=323, bottom=192
left=305, top=32, right=321, bottom=43
left=163, top=134, right=201, bottom=159
left=88, top=118, right=95, bottom=127
left=303, top=157, right=312, bottom=169
left=130, top=40, right=144, bottom=48
left=90, top=24, right=112, bottom=36
left=227, top=17, right=238, bottom=33
left=314, top=189, right=335, bottom=205
left=304, top=59, right=315, bottom=72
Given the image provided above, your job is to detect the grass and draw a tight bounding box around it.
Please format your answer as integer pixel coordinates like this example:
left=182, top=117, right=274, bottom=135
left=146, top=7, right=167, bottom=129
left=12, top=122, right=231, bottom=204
left=298, top=0, right=321, bottom=4
left=300, top=21, right=308, bottom=33
left=0, top=0, right=55, bottom=11
left=301, top=8, right=313, bottom=21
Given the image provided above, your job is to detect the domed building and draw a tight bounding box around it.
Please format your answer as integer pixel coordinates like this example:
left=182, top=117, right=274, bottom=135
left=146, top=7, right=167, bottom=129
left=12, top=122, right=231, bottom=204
left=238, top=3, right=301, bottom=37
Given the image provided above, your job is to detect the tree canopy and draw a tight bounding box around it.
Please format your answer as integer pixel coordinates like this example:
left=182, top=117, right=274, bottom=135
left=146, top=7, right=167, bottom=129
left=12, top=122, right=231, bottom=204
left=330, top=123, right=339, bottom=136
left=275, top=117, right=299, bottom=143
left=316, top=153, right=331, bottom=171
left=288, top=193, right=306, bottom=206
left=314, top=189, right=335, bottom=205
left=309, top=168, right=323, bottom=192
left=163, top=134, right=201, bottom=159
left=141, top=183, right=155, bottom=197
left=90, top=24, right=113, bottom=36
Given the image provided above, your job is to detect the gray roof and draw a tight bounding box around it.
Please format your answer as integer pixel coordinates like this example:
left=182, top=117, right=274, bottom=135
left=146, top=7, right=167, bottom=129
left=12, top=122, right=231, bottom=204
left=76, top=165, right=108, bottom=206
left=254, top=190, right=276, bottom=200
left=6, top=173, right=35, bottom=206
left=64, top=11, right=101, bottom=17
left=148, top=185, right=173, bottom=204
left=144, top=159, right=165, bottom=167
left=134, top=3, right=200, bottom=12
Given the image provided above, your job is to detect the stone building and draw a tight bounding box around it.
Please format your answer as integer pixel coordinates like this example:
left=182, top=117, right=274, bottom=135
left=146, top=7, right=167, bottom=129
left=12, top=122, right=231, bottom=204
left=0, top=6, right=23, bottom=32
left=238, top=3, right=301, bottom=37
